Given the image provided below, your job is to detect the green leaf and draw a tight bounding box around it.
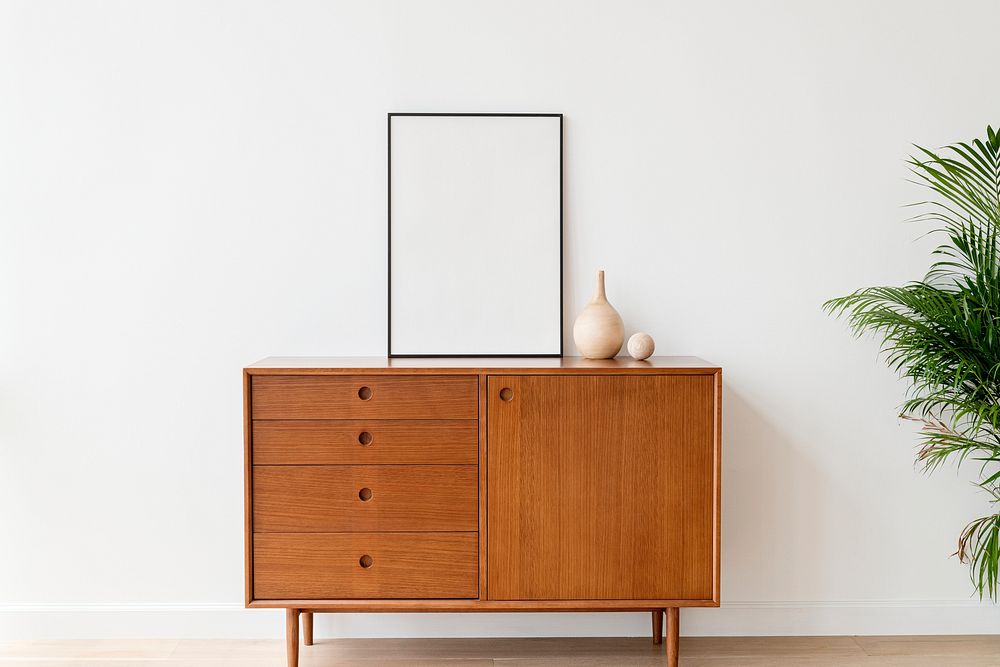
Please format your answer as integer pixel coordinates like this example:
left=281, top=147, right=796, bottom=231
left=828, top=126, right=1000, bottom=601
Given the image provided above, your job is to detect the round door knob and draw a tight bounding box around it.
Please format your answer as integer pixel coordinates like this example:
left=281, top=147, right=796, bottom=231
left=358, top=386, right=373, bottom=401
left=359, top=487, right=373, bottom=502
left=499, top=387, right=514, bottom=402
left=358, top=431, right=373, bottom=446
left=359, top=554, right=374, bottom=568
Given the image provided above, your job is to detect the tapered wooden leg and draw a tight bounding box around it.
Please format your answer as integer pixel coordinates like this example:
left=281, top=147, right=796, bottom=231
left=652, top=609, right=663, bottom=644
left=665, top=607, right=679, bottom=667
left=302, top=611, right=313, bottom=646
left=285, top=608, right=299, bottom=667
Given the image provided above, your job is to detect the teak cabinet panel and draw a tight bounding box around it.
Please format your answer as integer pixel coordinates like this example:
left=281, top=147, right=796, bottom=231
left=254, top=532, right=479, bottom=599
left=252, top=375, right=478, bottom=420
left=487, top=374, right=715, bottom=600
left=253, top=464, right=478, bottom=532
left=253, top=419, right=478, bottom=465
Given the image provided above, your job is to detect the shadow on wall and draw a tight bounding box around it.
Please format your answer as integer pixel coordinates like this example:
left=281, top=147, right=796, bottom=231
left=718, top=384, right=827, bottom=604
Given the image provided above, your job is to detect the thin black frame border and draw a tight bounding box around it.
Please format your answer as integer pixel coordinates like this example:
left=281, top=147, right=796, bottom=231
left=387, top=112, right=564, bottom=358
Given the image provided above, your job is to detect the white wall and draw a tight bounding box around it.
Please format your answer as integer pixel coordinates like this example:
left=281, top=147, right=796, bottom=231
left=3, top=0, right=1000, bottom=639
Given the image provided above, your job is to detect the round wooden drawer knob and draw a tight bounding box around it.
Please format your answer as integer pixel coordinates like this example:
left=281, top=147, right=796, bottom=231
left=359, top=487, right=373, bottom=502
left=499, top=387, right=514, bottom=401
left=359, top=554, right=374, bottom=568
left=358, top=386, right=373, bottom=401
left=358, top=431, right=373, bottom=446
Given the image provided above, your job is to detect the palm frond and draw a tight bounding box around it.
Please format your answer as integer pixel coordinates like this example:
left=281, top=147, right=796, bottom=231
left=957, top=513, right=1000, bottom=601
left=825, top=126, right=1000, bottom=601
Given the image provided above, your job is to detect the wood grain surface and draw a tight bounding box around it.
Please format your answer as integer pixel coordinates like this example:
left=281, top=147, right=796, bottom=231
left=246, top=356, right=720, bottom=374
left=487, top=374, right=716, bottom=601
left=284, top=609, right=297, bottom=666
left=252, top=419, right=478, bottom=465
left=251, top=375, right=478, bottom=420
left=243, top=370, right=253, bottom=606
left=253, top=465, right=478, bottom=532
left=666, top=607, right=680, bottom=666
left=301, top=611, right=313, bottom=646
left=253, top=532, right=478, bottom=599
left=10, top=636, right=1000, bottom=667
left=248, top=598, right=720, bottom=611
left=477, top=374, right=489, bottom=600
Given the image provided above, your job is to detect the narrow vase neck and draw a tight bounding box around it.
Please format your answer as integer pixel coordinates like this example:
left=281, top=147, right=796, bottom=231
left=593, top=270, right=607, bottom=302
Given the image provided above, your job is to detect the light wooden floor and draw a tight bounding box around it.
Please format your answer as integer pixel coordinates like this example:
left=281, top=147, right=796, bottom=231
left=1, top=637, right=999, bottom=666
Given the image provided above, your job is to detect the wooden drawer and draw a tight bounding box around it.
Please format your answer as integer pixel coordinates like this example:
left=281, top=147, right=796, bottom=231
left=253, top=465, right=478, bottom=532
left=251, top=375, right=478, bottom=420
left=252, top=420, right=478, bottom=465
left=253, top=532, right=478, bottom=599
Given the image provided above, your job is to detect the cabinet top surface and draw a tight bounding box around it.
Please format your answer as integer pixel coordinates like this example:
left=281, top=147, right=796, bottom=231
left=245, top=356, right=720, bottom=374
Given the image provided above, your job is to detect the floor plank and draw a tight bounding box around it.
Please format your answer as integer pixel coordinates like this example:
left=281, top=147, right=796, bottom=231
left=2, top=636, right=1000, bottom=666
left=681, top=636, right=867, bottom=658
left=855, top=634, right=1000, bottom=657
left=0, top=639, right=178, bottom=659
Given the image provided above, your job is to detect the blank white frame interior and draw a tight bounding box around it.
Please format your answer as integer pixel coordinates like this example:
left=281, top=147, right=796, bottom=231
left=388, top=113, right=562, bottom=357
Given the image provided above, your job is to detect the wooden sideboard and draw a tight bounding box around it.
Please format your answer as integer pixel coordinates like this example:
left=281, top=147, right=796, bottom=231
left=244, top=357, right=722, bottom=667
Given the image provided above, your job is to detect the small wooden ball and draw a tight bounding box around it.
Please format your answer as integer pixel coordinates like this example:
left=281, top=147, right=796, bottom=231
left=627, top=332, right=655, bottom=361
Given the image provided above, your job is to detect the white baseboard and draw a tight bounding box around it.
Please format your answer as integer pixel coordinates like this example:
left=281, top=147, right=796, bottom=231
left=1, top=601, right=998, bottom=640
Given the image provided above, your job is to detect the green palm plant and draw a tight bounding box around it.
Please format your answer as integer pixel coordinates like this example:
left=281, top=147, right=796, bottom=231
left=825, top=126, right=1000, bottom=601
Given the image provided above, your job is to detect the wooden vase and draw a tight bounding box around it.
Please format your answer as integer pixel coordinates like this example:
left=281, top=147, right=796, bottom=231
left=573, top=270, right=625, bottom=359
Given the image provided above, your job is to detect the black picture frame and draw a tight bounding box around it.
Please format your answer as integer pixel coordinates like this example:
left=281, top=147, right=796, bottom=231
left=387, top=112, right=564, bottom=358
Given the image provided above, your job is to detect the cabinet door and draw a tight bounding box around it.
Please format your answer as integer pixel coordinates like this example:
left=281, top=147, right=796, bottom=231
left=487, top=374, right=717, bottom=601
